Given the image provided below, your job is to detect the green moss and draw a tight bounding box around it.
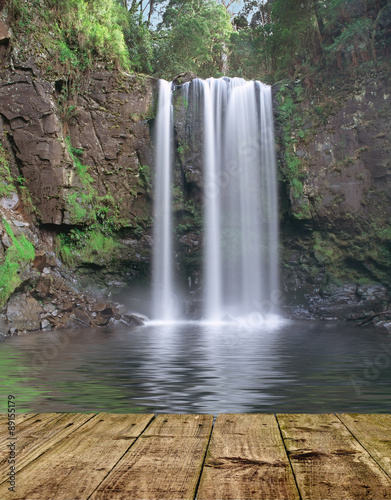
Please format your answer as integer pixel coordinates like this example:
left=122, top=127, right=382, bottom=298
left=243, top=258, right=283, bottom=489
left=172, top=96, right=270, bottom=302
left=138, top=164, right=152, bottom=195
left=9, top=0, right=130, bottom=79
left=313, top=232, right=342, bottom=265
left=57, top=228, right=119, bottom=267
left=0, top=144, right=15, bottom=198
left=277, top=84, right=312, bottom=219
left=67, top=191, right=95, bottom=223
left=0, top=221, right=35, bottom=307
left=64, top=137, right=98, bottom=224
left=309, top=217, right=391, bottom=287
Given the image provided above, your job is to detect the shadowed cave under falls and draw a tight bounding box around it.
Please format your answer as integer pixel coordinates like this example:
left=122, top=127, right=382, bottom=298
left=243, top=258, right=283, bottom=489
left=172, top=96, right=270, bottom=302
left=152, top=77, right=280, bottom=324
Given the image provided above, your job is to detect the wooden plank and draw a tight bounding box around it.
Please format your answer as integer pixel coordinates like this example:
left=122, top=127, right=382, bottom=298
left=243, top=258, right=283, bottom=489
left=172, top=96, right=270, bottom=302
left=0, top=413, right=154, bottom=500
left=0, top=413, right=94, bottom=483
left=338, top=414, right=391, bottom=479
left=277, top=413, right=391, bottom=499
left=91, top=414, right=214, bottom=500
left=0, top=414, right=56, bottom=442
left=197, top=414, right=300, bottom=500
left=0, top=414, right=37, bottom=436
left=0, top=415, right=8, bottom=426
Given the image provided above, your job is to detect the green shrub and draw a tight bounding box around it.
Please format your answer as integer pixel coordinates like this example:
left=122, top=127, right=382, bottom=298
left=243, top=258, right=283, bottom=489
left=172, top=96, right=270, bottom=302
left=0, top=144, right=15, bottom=198
left=0, top=221, right=35, bottom=307
left=58, top=229, right=119, bottom=267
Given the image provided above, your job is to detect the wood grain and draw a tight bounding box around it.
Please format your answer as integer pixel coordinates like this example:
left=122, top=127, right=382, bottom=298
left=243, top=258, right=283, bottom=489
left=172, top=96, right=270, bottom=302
left=339, top=414, right=391, bottom=479
left=1, top=413, right=391, bottom=500
left=0, top=413, right=37, bottom=437
left=197, top=413, right=300, bottom=500
left=278, top=413, right=391, bottom=499
left=0, top=413, right=153, bottom=500
left=0, top=412, right=94, bottom=483
left=91, top=414, right=214, bottom=500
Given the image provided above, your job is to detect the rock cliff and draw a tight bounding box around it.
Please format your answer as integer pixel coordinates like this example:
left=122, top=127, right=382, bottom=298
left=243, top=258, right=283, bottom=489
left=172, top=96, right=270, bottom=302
left=275, top=75, right=391, bottom=322
left=1, top=3, right=390, bottom=334
left=0, top=6, right=157, bottom=334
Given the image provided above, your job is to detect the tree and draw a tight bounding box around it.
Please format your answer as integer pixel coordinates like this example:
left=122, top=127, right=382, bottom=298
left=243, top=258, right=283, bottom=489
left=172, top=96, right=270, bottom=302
left=153, top=0, right=233, bottom=78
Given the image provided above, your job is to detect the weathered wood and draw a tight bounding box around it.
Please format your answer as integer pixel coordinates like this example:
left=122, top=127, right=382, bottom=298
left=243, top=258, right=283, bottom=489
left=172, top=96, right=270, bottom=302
left=0, top=413, right=153, bottom=500
left=0, top=412, right=94, bottom=483
left=0, top=415, right=8, bottom=426
left=0, top=414, right=59, bottom=442
left=0, top=413, right=37, bottom=437
left=339, top=414, right=391, bottom=479
left=277, top=413, right=391, bottom=499
left=91, top=414, right=214, bottom=500
left=1, top=413, right=391, bottom=500
left=197, top=413, right=300, bottom=500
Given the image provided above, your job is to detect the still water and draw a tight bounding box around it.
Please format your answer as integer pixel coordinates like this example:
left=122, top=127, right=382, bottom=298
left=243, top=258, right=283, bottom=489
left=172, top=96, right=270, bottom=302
left=1, top=320, right=390, bottom=413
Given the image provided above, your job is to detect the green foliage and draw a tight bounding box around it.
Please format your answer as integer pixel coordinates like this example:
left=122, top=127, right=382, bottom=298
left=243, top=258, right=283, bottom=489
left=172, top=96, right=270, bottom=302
left=138, top=164, right=152, bottom=194
left=124, top=16, right=154, bottom=74
left=9, top=0, right=131, bottom=78
left=325, top=18, right=373, bottom=69
left=64, top=137, right=97, bottom=224
left=0, top=144, right=15, bottom=198
left=57, top=137, right=124, bottom=267
left=153, top=0, right=233, bottom=79
left=229, top=26, right=271, bottom=80
left=9, top=0, right=390, bottom=83
left=0, top=221, right=35, bottom=307
left=277, top=84, right=313, bottom=219
left=58, top=228, right=118, bottom=267
left=231, top=0, right=390, bottom=82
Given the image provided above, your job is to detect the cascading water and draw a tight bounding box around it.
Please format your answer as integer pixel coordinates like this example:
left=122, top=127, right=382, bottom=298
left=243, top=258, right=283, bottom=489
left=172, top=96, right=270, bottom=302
left=152, top=80, right=176, bottom=321
left=199, top=77, right=279, bottom=320
left=152, top=77, right=279, bottom=322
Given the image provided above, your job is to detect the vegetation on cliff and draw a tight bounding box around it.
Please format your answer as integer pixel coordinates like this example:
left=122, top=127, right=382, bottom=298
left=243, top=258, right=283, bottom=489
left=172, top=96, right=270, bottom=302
left=0, top=220, right=35, bottom=307
left=8, top=0, right=131, bottom=75
left=5, top=0, right=390, bottom=82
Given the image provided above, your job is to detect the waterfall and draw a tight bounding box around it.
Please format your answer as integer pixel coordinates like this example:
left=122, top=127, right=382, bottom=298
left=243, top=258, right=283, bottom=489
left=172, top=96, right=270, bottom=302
left=152, top=77, right=279, bottom=322
left=222, top=79, right=279, bottom=319
left=152, top=80, right=176, bottom=320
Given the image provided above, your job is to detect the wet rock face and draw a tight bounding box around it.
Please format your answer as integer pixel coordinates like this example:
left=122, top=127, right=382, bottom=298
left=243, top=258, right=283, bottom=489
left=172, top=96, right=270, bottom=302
left=276, top=76, right=391, bottom=316
left=0, top=74, right=68, bottom=224
left=173, top=81, right=204, bottom=191
left=302, top=78, right=391, bottom=222
left=67, top=72, right=155, bottom=225
left=0, top=70, right=156, bottom=226
left=0, top=67, right=156, bottom=332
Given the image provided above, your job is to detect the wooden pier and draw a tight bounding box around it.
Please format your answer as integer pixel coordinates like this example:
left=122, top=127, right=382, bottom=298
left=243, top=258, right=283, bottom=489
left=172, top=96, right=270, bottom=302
left=1, top=413, right=391, bottom=499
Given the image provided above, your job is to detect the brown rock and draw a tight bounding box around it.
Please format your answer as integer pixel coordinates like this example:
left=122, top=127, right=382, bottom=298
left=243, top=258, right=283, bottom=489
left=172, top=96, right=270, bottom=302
left=0, top=20, right=9, bottom=42
left=94, top=312, right=111, bottom=326
left=73, top=308, right=92, bottom=326
left=33, top=275, right=52, bottom=299
left=33, top=250, right=47, bottom=273
left=90, top=302, right=110, bottom=313
left=0, top=192, right=19, bottom=210
left=7, top=294, right=44, bottom=331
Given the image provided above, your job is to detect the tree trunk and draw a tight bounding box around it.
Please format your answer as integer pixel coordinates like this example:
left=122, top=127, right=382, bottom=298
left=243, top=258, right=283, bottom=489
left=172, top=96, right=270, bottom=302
left=147, top=0, right=155, bottom=26
left=312, top=0, right=324, bottom=50
left=370, top=2, right=390, bottom=60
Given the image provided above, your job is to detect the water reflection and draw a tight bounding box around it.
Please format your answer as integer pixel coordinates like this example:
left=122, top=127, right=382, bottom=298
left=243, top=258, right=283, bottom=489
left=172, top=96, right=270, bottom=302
left=0, top=320, right=390, bottom=413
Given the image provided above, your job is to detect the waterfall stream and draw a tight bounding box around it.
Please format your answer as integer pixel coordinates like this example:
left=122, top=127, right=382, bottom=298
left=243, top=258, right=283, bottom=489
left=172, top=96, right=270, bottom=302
left=152, top=80, right=176, bottom=321
left=152, top=77, right=279, bottom=322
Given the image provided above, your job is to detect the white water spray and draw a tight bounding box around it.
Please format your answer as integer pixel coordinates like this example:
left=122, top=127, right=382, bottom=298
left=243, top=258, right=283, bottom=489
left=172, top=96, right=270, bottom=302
left=152, top=77, right=280, bottom=323
left=152, top=80, right=176, bottom=320
left=200, top=78, right=279, bottom=320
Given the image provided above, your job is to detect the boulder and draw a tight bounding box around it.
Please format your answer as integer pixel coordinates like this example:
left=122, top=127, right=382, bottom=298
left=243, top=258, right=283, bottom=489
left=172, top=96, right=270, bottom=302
left=7, top=294, right=44, bottom=331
